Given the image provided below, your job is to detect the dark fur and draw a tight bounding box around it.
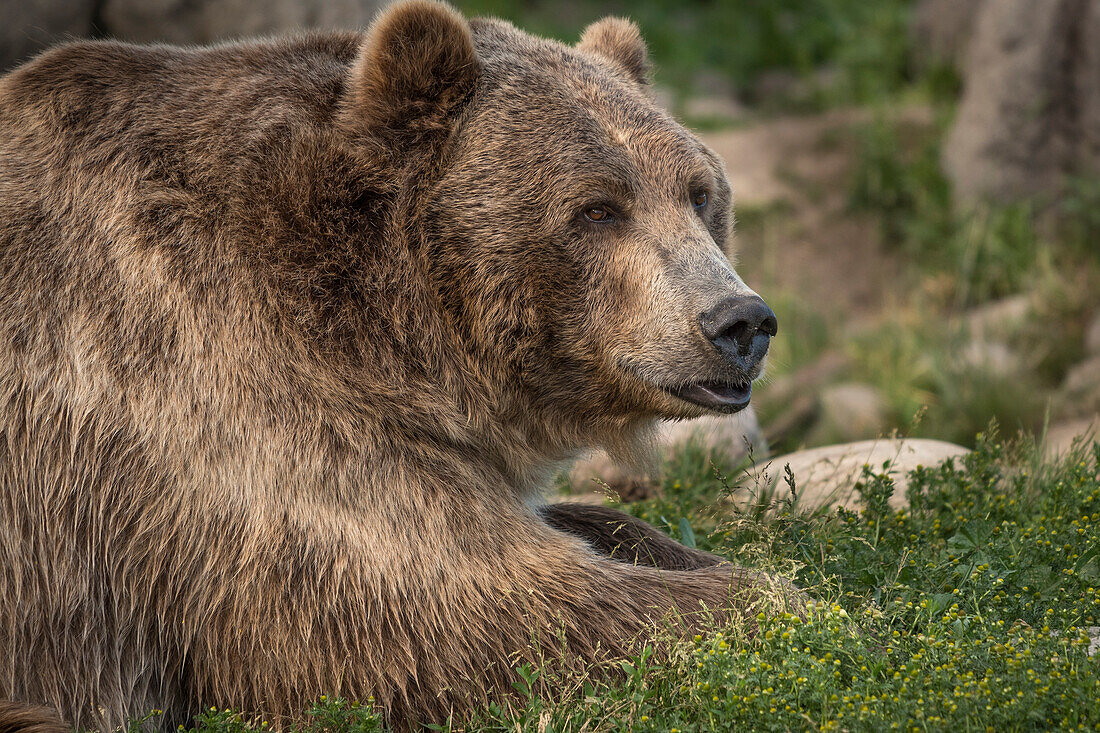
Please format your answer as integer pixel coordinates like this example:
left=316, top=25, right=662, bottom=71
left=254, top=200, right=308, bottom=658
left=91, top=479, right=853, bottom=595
left=0, top=1, right=795, bottom=729
left=0, top=703, right=67, bottom=733
left=539, top=503, right=724, bottom=570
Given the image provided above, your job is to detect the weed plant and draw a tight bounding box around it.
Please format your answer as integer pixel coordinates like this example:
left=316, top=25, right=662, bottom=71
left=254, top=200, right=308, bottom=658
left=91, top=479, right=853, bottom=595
left=844, top=113, right=1100, bottom=444
left=848, top=116, right=1050, bottom=307
left=454, top=0, right=914, bottom=108
left=180, top=432, right=1099, bottom=732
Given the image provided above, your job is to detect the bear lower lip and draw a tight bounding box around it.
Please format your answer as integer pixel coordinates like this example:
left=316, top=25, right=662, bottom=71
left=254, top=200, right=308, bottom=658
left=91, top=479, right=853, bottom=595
left=668, top=381, right=752, bottom=413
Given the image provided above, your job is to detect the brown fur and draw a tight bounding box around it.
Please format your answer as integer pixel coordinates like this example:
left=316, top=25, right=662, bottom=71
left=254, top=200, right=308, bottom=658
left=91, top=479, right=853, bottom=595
left=539, top=503, right=724, bottom=570
left=577, top=17, right=652, bottom=86
left=0, top=2, right=794, bottom=729
left=0, top=703, right=67, bottom=733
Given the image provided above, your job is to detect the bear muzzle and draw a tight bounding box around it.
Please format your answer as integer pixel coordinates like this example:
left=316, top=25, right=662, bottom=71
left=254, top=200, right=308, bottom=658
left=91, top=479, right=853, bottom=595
left=661, top=294, right=777, bottom=413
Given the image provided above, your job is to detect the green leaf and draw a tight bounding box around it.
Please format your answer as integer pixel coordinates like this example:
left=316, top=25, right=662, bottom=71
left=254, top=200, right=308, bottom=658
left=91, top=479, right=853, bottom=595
left=679, top=517, right=697, bottom=549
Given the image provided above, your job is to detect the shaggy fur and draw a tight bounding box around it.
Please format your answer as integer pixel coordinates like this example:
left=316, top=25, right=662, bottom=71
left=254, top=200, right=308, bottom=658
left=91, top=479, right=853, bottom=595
left=539, top=503, right=725, bottom=570
left=0, top=1, right=793, bottom=729
left=0, top=703, right=67, bottom=733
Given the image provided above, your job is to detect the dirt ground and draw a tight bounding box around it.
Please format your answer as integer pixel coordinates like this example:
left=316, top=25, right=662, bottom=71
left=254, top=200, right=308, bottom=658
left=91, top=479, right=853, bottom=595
left=698, top=107, right=933, bottom=320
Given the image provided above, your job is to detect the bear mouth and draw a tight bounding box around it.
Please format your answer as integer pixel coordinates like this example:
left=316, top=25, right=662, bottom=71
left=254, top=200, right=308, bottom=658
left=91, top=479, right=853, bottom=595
left=665, top=380, right=752, bottom=413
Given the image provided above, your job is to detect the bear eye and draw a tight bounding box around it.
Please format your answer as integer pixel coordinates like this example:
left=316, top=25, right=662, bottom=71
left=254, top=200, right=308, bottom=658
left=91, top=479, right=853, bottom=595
left=583, top=206, right=615, bottom=223
left=692, top=191, right=708, bottom=209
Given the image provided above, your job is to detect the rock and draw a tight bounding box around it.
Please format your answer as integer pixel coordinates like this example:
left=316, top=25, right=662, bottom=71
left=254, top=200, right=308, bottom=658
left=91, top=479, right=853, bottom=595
left=1045, top=416, right=1099, bottom=456
left=2, top=0, right=392, bottom=72
left=758, top=351, right=848, bottom=445
left=693, top=69, right=737, bottom=98
left=812, top=383, right=888, bottom=443
left=661, top=409, right=769, bottom=460
left=1085, top=310, right=1100, bottom=356
left=751, top=67, right=838, bottom=108
left=963, top=294, right=1032, bottom=342
left=569, top=406, right=767, bottom=500
left=101, top=0, right=388, bottom=44
left=567, top=449, right=653, bottom=503
left=1080, top=2, right=1100, bottom=182
left=944, top=0, right=1100, bottom=202
left=953, top=296, right=1032, bottom=377
left=959, top=340, right=1020, bottom=377
left=1056, top=355, right=1100, bottom=420
left=763, top=351, right=849, bottom=406
left=746, top=438, right=970, bottom=510
left=1, top=0, right=96, bottom=72
left=910, top=0, right=984, bottom=70
left=763, top=393, right=820, bottom=448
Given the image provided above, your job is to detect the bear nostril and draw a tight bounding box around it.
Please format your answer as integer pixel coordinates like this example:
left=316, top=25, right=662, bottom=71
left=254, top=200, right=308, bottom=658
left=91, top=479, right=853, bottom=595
left=699, top=295, right=778, bottom=356
left=759, top=313, right=778, bottom=338
left=723, top=319, right=754, bottom=351
left=722, top=312, right=776, bottom=350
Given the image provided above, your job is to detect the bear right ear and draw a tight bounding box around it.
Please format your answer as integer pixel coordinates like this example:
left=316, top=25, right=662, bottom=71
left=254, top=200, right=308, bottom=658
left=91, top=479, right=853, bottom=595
left=341, top=0, right=480, bottom=143
left=576, top=17, right=651, bottom=87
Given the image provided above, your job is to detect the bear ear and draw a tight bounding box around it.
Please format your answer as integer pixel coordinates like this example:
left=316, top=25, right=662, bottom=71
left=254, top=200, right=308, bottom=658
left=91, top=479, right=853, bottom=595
left=576, top=17, right=651, bottom=86
left=342, top=0, right=480, bottom=141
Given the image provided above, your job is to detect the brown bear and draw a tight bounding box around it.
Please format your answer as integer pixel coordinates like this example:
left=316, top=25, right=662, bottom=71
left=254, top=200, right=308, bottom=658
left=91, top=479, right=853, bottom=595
left=0, top=1, right=791, bottom=729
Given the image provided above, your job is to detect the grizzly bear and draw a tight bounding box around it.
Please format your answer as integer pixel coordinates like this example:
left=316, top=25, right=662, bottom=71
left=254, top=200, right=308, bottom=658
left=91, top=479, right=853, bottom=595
left=0, top=1, right=790, bottom=729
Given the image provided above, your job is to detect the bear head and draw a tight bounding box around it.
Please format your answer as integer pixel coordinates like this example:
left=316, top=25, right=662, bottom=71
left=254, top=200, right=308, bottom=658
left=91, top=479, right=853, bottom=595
left=341, top=1, right=776, bottom=437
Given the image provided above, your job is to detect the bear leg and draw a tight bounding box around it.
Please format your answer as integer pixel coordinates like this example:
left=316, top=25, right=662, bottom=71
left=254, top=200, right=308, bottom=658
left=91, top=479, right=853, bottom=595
left=538, top=502, right=726, bottom=570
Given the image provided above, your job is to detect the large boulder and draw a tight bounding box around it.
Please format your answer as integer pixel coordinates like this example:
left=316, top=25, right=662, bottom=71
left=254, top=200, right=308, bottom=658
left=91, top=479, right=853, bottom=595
left=910, top=0, right=984, bottom=70
left=1080, top=1, right=1100, bottom=181
left=100, top=0, right=388, bottom=44
left=963, top=294, right=1032, bottom=343
left=569, top=407, right=767, bottom=499
left=2, top=0, right=390, bottom=73
left=811, top=382, right=889, bottom=443
left=1046, top=416, right=1099, bottom=456
left=746, top=438, right=969, bottom=510
left=1085, top=309, right=1100, bottom=356
left=756, top=351, right=849, bottom=446
left=1056, top=355, right=1100, bottom=420
left=1, top=0, right=96, bottom=72
left=944, top=0, right=1100, bottom=202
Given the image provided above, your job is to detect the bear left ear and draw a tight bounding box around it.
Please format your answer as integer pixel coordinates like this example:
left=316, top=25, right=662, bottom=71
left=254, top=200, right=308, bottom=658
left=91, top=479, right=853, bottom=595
left=342, top=0, right=480, bottom=142
left=576, top=17, right=651, bottom=86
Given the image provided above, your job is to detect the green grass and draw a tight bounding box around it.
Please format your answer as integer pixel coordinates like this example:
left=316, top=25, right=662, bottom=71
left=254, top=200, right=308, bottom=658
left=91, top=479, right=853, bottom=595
left=836, top=111, right=1100, bottom=446
left=156, top=700, right=384, bottom=733
left=841, top=310, right=1051, bottom=447
left=846, top=112, right=1100, bottom=309
left=453, top=0, right=915, bottom=109
left=847, top=114, right=1053, bottom=307
left=175, top=432, right=1099, bottom=732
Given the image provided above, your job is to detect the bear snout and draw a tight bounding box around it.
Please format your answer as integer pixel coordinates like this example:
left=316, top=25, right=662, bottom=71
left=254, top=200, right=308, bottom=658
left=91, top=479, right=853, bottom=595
left=698, top=294, right=778, bottom=372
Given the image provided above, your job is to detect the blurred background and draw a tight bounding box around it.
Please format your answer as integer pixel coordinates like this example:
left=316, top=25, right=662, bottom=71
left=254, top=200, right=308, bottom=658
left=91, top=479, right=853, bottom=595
left=4, top=0, right=1099, bottom=456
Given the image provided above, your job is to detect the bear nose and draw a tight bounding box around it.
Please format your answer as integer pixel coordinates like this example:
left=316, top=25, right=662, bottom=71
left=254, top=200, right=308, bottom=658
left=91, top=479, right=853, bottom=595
left=699, top=295, right=778, bottom=362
